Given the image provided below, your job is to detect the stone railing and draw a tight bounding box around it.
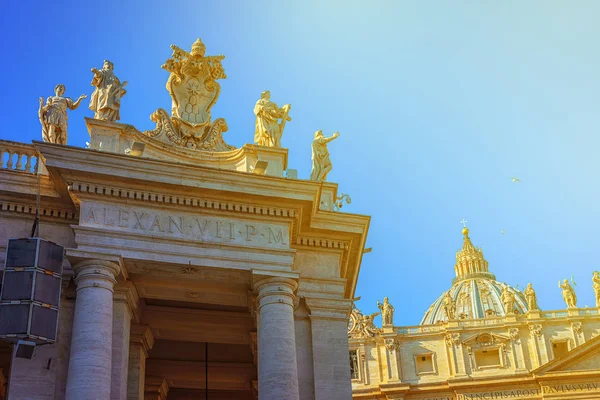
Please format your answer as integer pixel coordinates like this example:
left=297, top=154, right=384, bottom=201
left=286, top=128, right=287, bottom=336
left=0, top=140, right=38, bottom=174
left=397, top=324, right=445, bottom=335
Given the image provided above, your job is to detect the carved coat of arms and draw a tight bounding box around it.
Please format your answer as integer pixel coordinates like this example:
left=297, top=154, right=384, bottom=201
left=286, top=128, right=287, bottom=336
left=143, top=38, right=234, bottom=151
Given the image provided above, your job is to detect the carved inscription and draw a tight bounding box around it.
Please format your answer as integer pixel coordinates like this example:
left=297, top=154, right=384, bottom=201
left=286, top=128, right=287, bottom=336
left=81, top=203, right=289, bottom=249
left=456, top=389, right=540, bottom=400
left=542, top=382, right=600, bottom=394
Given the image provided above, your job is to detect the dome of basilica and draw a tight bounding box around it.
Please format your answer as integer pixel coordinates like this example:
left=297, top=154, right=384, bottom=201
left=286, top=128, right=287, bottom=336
left=420, top=227, right=530, bottom=325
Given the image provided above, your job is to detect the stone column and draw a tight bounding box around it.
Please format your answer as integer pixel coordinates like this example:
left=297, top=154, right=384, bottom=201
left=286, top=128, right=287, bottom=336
left=65, top=260, right=120, bottom=400
left=127, top=324, right=154, bottom=400
left=254, top=276, right=300, bottom=400
left=112, top=283, right=138, bottom=400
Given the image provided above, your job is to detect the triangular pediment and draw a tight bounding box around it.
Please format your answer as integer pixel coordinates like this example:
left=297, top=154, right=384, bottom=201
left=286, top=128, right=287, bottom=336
left=534, top=334, right=600, bottom=374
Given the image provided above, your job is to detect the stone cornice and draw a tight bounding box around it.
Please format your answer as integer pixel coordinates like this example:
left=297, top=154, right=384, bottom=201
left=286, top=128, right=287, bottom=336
left=0, top=199, right=78, bottom=221
left=67, top=180, right=298, bottom=219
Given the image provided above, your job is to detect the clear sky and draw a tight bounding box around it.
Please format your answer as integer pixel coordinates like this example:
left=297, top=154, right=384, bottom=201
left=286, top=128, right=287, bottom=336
left=1, top=0, right=599, bottom=325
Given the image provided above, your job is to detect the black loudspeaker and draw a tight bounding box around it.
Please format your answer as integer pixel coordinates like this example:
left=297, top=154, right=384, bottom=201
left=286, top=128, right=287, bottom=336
left=0, top=238, right=64, bottom=344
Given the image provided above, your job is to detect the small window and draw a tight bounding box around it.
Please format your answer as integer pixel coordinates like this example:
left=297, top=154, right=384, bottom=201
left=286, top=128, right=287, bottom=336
left=349, top=350, right=359, bottom=380
left=552, top=341, right=569, bottom=360
left=415, top=353, right=435, bottom=375
left=474, top=348, right=501, bottom=368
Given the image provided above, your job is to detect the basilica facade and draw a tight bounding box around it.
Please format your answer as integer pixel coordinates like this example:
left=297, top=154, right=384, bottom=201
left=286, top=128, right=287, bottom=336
left=0, top=39, right=370, bottom=400
left=349, top=227, right=600, bottom=400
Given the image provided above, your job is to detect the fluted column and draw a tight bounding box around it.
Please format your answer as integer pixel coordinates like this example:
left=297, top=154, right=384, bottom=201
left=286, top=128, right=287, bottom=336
left=65, top=260, right=120, bottom=400
left=254, top=276, right=300, bottom=400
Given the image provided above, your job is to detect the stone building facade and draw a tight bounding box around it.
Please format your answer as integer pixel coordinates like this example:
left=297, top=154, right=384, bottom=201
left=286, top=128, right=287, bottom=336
left=349, top=228, right=600, bottom=400
left=0, top=118, right=369, bottom=399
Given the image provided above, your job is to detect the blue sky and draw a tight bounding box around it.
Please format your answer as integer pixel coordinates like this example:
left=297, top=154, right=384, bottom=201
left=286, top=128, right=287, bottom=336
left=1, top=1, right=599, bottom=325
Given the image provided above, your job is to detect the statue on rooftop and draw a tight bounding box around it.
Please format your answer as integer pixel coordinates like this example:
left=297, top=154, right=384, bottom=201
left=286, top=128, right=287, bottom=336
left=524, top=283, right=539, bottom=311
left=441, top=291, right=456, bottom=320
left=253, top=91, right=291, bottom=148
left=38, top=84, right=87, bottom=145
left=377, top=297, right=395, bottom=326
left=501, top=285, right=515, bottom=315
left=89, top=60, right=128, bottom=122
left=559, top=279, right=577, bottom=308
left=592, top=271, right=600, bottom=308
left=143, top=38, right=234, bottom=151
left=310, top=130, right=340, bottom=181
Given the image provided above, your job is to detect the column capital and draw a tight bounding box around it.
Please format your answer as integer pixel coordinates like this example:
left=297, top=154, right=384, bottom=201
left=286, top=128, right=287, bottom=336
left=114, top=281, right=140, bottom=321
left=130, top=323, right=155, bottom=354
left=72, top=259, right=120, bottom=291
left=253, top=275, right=298, bottom=309
left=145, top=376, right=169, bottom=400
left=304, top=297, right=353, bottom=321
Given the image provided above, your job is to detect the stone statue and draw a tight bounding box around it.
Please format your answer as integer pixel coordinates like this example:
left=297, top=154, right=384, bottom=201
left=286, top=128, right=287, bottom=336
left=593, top=271, right=600, bottom=308
left=500, top=285, right=515, bottom=315
left=89, top=60, right=128, bottom=122
left=143, top=38, right=234, bottom=151
left=38, top=84, right=87, bottom=145
left=310, top=130, right=340, bottom=181
left=377, top=297, right=395, bottom=326
left=253, top=91, right=291, bottom=148
left=441, top=291, right=456, bottom=320
left=559, top=279, right=577, bottom=308
left=524, top=283, right=539, bottom=310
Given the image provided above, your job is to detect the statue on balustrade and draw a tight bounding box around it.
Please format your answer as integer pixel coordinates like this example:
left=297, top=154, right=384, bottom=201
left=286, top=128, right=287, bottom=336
left=89, top=60, right=128, bottom=122
left=38, top=84, right=87, bottom=145
left=441, top=291, right=456, bottom=320
left=501, top=285, right=515, bottom=315
left=377, top=297, right=395, bottom=326
left=254, top=91, right=291, bottom=148
left=524, top=283, right=539, bottom=310
left=593, top=271, right=600, bottom=308
left=559, top=278, right=577, bottom=308
left=310, top=130, right=340, bottom=181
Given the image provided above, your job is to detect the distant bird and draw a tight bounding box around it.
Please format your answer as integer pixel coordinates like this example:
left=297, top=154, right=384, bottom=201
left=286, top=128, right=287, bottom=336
left=511, top=177, right=521, bottom=183
left=501, top=229, right=504, bottom=235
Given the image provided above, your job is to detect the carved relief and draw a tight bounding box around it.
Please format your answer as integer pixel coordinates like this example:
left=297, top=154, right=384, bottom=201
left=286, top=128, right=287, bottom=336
left=348, top=306, right=380, bottom=338
left=143, top=39, right=234, bottom=151
left=529, top=324, right=543, bottom=337
left=572, top=321, right=583, bottom=335
left=445, top=332, right=461, bottom=347
left=181, top=266, right=200, bottom=275
left=508, top=328, right=520, bottom=343
left=384, top=338, right=399, bottom=352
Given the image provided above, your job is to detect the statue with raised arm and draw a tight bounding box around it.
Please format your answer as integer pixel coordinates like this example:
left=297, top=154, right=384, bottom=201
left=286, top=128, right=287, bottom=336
left=524, top=283, right=539, bottom=310
left=310, top=130, right=340, bottom=181
left=441, top=291, right=456, bottom=320
left=38, top=84, right=87, bottom=145
left=593, top=271, right=600, bottom=308
left=254, top=91, right=291, bottom=148
left=559, top=279, right=577, bottom=308
left=89, top=60, right=128, bottom=122
left=501, top=285, right=515, bottom=315
left=377, top=297, right=395, bottom=326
